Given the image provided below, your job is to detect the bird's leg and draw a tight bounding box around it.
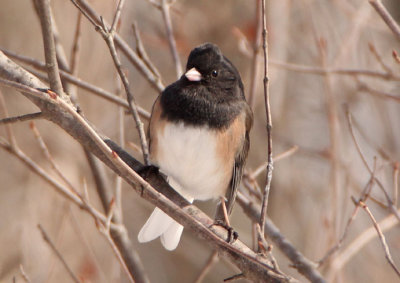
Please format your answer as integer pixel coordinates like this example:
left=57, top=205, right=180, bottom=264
left=220, top=196, right=231, bottom=227
left=211, top=197, right=238, bottom=243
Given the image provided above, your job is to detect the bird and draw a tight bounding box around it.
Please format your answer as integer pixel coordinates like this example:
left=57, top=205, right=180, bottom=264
left=138, top=42, right=253, bottom=251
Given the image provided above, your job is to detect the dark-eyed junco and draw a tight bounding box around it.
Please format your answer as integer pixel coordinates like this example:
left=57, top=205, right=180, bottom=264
left=138, top=43, right=253, bottom=250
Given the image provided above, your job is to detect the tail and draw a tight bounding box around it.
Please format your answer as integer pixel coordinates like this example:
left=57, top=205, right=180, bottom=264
left=138, top=207, right=184, bottom=251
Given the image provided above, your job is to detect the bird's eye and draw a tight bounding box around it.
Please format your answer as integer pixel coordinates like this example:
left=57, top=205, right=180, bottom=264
left=211, top=70, right=218, bottom=77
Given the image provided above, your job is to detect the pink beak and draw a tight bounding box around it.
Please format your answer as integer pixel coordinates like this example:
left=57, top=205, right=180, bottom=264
left=185, top=67, right=202, bottom=82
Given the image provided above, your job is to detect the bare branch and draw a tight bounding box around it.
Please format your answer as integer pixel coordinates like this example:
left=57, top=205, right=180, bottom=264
left=30, top=122, right=77, bottom=192
left=0, top=112, right=42, bottom=125
left=70, top=12, right=83, bottom=75
left=318, top=162, right=377, bottom=266
left=250, top=145, right=298, bottom=180
left=270, top=60, right=400, bottom=81
left=237, top=193, right=325, bottom=283
left=357, top=80, right=400, bottom=103
left=355, top=199, right=400, bottom=278
left=132, top=22, right=161, bottom=79
left=346, top=107, right=400, bottom=222
left=393, top=50, right=400, bottom=64
left=38, top=224, right=80, bottom=283
left=110, top=0, right=126, bottom=35
left=329, top=207, right=400, bottom=276
left=259, top=0, right=274, bottom=237
left=194, top=251, right=219, bottom=283
left=161, top=0, right=182, bottom=78
left=19, top=265, right=31, bottom=283
left=70, top=0, right=164, bottom=92
left=34, top=0, right=64, bottom=96
left=0, top=48, right=150, bottom=119
left=248, top=0, right=263, bottom=109
left=368, top=42, right=392, bottom=73
left=97, top=16, right=150, bottom=165
left=369, top=0, right=400, bottom=42
left=0, top=92, right=17, bottom=148
left=394, top=162, right=399, bottom=206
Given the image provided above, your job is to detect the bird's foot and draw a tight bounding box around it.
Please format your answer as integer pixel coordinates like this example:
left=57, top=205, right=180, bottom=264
left=212, top=220, right=239, bottom=243
left=137, top=165, right=161, bottom=179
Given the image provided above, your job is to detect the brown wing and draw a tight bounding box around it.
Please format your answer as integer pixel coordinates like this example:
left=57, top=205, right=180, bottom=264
left=147, top=96, right=167, bottom=164
left=225, top=104, right=253, bottom=215
left=215, top=104, right=253, bottom=221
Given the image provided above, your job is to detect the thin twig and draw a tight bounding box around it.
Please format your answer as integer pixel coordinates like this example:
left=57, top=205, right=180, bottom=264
left=132, top=22, right=161, bottom=79
left=96, top=200, right=135, bottom=283
left=393, top=50, right=400, bottom=64
left=194, top=251, right=219, bottom=283
left=30, top=122, right=78, bottom=193
left=70, top=0, right=165, bottom=92
left=0, top=135, right=120, bottom=232
left=270, top=59, right=400, bottom=81
left=318, top=36, right=341, bottom=241
left=319, top=161, right=377, bottom=266
left=0, top=92, right=17, bottom=148
left=329, top=207, right=400, bottom=277
left=0, top=112, right=42, bottom=125
left=70, top=12, right=83, bottom=76
left=19, top=265, right=31, bottom=283
left=35, top=0, right=64, bottom=97
left=160, top=0, right=182, bottom=78
left=248, top=0, right=262, bottom=109
left=38, top=224, right=81, bottom=283
left=98, top=17, right=150, bottom=165
left=255, top=224, right=281, bottom=274
left=110, top=0, right=126, bottom=35
left=357, top=80, right=400, bottom=103
left=68, top=206, right=108, bottom=282
left=355, top=199, right=400, bottom=278
left=237, top=192, right=325, bottom=282
left=67, top=11, right=83, bottom=104
left=368, top=42, right=392, bottom=73
left=259, top=0, right=273, bottom=237
left=0, top=48, right=150, bottom=119
left=394, top=162, right=399, bottom=206
left=346, top=107, right=400, bottom=222
left=250, top=145, right=298, bottom=179
left=369, top=0, right=400, bottom=42
left=115, top=74, right=124, bottom=222
left=223, top=273, right=245, bottom=282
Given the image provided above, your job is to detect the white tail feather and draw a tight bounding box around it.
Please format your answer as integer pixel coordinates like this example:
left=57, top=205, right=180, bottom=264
left=138, top=207, right=175, bottom=243
left=160, top=221, right=184, bottom=250
left=138, top=178, right=193, bottom=250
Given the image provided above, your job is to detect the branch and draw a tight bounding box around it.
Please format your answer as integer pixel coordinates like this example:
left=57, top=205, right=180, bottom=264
left=270, top=60, right=400, bottom=81
left=35, top=0, right=64, bottom=96
left=97, top=16, right=150, bottom=165
left=259, top=0, right=274, bottom=237
left=328, top=207, right=400, bottom=277
left=237, top=193, right=326, bottom=283
left=369, top=0, right=400, bottom=42
left=248, top=0, right=263, bottom=109
left=0, top=112, right=42, bottom=125
left=1, top=48, right=150, bottom=119
left=354, top=199, right=400, bottom=278
left=160, top=0, right=182, bottom=78
left=70, top=0, right=164, bottom=92
left=38, top=224, right=80, bottom=283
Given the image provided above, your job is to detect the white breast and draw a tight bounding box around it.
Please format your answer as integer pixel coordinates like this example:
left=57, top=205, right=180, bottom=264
left=153, top=122, right=228, bottom=202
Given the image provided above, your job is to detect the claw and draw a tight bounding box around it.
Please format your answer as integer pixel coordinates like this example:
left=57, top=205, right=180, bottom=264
left=212, top=220, right=239, bottom=243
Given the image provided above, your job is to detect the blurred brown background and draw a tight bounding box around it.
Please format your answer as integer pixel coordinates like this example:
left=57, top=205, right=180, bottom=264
left=1, top=0, right=400, bottom=282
